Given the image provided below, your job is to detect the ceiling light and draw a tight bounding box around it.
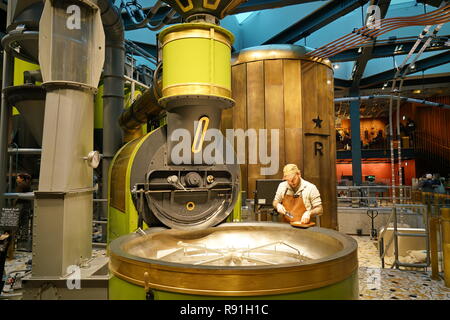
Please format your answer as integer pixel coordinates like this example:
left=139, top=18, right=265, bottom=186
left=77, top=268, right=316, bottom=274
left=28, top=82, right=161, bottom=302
left=413, top=89, right=421, bottom=94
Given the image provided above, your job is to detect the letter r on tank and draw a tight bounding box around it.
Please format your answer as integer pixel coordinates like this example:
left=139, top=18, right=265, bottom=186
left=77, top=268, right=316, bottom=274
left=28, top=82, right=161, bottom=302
left=314, top=142, right=323, bottom=156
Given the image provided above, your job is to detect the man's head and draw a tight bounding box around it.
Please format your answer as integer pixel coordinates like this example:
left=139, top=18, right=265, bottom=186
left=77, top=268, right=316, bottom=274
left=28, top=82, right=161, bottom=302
left=283, top=164, right=301, bottom=189
left=16, top=173, right=31, bottom=184
left=426, top=173, right=432, bottom=180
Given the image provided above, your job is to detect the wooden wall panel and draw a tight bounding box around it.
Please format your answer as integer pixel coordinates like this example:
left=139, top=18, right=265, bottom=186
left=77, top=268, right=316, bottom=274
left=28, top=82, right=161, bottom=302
left=283, top=60, right=303, bottom=173
left=301, top=61, right=337, bottom=229
left=246, top=61, right=265, bottom=196
left=414, top=96, right=450, bottom=175
left=301, top=62, right=319, bottom=135
left=229, top=63, right=248, bottom=192
left=264, top=59, right=285, bottom=179
left=226, top=56, right=337, bottom=229
left=326, top=68, right=337, bottom=228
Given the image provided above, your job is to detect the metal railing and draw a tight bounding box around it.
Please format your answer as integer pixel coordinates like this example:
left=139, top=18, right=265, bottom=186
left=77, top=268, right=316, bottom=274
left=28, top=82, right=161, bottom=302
left=3, top=192, right=108, bottom=246
left=337, top=185, right=412, bottom=207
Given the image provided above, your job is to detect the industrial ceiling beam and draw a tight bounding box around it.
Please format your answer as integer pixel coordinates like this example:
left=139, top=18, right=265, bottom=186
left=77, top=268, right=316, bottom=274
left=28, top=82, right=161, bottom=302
left=232, top=0, right=321, bottom=13
left=416, top=0, right=444, bottom=7
left=361, top=74, right=450, bottom=89
left=334, top=73, right=450, bottom=89
left=262, top=0, right=371, bottom=45
left=359, top=50, right=450, bottom=87
left=335, top=78, right=352, bottom=87
left=331, top=35, right=450, bottom=62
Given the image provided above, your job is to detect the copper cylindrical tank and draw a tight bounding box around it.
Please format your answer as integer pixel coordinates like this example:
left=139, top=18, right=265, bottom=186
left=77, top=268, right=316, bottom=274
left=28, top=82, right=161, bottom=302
left=222, top=45, right=337, bottom=229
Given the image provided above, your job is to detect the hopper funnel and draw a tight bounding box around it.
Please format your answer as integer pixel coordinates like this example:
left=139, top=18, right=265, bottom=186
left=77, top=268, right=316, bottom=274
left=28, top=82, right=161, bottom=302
left=4, top=85, right=46, bottom=146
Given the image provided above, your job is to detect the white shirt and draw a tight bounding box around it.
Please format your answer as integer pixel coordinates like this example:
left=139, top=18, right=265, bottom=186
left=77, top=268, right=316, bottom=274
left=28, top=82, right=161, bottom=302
left=274, top=179, right=322, bottom=212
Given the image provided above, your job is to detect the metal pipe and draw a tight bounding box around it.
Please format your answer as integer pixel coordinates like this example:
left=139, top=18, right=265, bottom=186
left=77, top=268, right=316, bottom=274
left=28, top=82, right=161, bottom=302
left=396, top=92, right=402, bottom=203
left=389, top=91, right=396, bottom=204
left=393, top=206, right=400, bottom=269
left=442, top=208, right=450, bottom=287
left=334, top=95, right=450, bottom=109
left=7, top=148, right=42, bottom=155
left=0, top=50, right=14, bottom=209
left=8, top=154, right=13, bottom=194
left=144, top=9, right=177, bottom=31
left=3, top=192, right=35, bottom=200
left=122, top=0, right=164, bottom=29
left=393, top=16, right=446, bottom=204
left=118, top=85, right=163, bottom=143
left=97, top=0, right=125, bottom=221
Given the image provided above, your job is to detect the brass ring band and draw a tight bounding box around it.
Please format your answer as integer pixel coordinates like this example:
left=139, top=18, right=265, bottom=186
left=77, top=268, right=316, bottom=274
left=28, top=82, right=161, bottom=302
left=109, top=224, right=358, bottom=297
left=161, top=83, right=232, bottom=99
left=231, top=45, right=333, bottom=69
left=110, top=249, right=357, bottom=296
left=186, top=202, right=196, bottom=211
left=161, top=31, right=232, bottom=49
left=159, top=23, right=234, bottom=47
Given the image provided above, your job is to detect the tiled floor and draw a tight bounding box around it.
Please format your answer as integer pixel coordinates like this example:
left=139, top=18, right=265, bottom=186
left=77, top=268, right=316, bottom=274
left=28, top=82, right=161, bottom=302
left=2, top=237, right=450, bottom=299
left=354, top=235, right=450, bottom=300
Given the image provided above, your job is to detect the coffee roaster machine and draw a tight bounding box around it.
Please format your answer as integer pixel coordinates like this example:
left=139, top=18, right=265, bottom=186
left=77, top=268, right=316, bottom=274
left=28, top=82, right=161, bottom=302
left=107, top=0, right=359, bottom=300
left=0, top=0, right=358, bottom=300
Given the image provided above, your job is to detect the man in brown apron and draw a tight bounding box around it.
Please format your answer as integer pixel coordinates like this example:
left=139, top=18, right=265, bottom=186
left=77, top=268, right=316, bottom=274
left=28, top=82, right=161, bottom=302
left=272, top=164, right=323, bottom=225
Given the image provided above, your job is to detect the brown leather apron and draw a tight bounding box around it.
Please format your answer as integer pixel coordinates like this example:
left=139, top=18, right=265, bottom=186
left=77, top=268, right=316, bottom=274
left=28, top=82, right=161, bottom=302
left=281, top=193, right=307, bottom=223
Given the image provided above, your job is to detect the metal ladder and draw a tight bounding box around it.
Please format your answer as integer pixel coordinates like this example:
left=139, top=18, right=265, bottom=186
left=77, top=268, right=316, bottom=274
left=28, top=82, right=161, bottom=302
left=380, top=204, right=430, bottom=269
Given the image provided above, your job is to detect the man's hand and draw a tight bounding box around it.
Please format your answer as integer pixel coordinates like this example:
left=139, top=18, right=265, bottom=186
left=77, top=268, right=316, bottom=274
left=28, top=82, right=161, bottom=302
left=300, top=210, right=311, bottom=224
left=276, top=203, right=287, bottom=215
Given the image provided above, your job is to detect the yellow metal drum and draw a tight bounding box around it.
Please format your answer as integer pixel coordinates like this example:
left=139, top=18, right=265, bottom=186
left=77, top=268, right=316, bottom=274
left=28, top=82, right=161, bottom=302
left=158, top=23, right=234, bottom=107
